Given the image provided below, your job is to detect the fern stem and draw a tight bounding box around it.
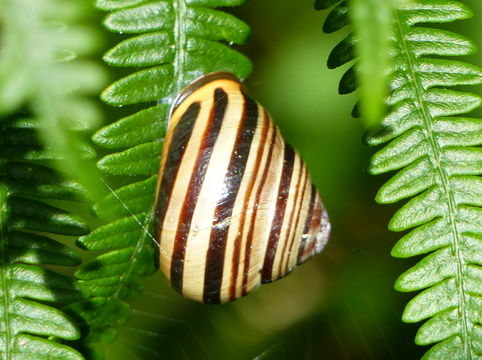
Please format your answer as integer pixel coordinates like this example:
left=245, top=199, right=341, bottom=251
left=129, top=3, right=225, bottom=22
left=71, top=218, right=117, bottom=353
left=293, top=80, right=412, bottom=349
left=394, top=12, right=471, bottom=358
left=113, top=219, right=153, bottom=299
left=173, top=0, right=188, bottom=100
left=0, top=181, right=12, bottom=359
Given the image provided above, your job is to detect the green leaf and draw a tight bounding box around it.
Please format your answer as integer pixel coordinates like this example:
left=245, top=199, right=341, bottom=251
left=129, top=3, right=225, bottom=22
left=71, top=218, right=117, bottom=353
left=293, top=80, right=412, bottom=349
left=406, top=28, right=475, bottom=57
left=402, top=0, right=472, bottom=26
left=5, top=162, right=86, bottom=200
left=327, top=34, right=355, bottom=69
left=101, top=65, right=174, bottom=105
left=8, top=231, right=81, bottom=266
left=74, top=0, right=252, bottom=356
left=92, top=105, right=168, bottom=149
left=92, top=177, right=157, bottom=219
left=319, top=0, right=482, bottom=358
left=186, top=37, right=252, bottom=77
left=322, top=1, right=349, bottom=33
left=98, top=142, right=162, bottom=176
left=9, top=197, right=89, bottom=235
left=77, top=215, right=146, bottom=251
left=103, top=2, right=175, bottom=33
left=104, top=32, right=174, bottom=67
left=186, top=7, right=251, bottom=43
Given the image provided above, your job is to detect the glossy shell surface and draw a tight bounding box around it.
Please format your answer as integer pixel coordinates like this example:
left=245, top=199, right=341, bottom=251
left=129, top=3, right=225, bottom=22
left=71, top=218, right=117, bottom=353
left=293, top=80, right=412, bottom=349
left=155, top=73, right=330, bottom=303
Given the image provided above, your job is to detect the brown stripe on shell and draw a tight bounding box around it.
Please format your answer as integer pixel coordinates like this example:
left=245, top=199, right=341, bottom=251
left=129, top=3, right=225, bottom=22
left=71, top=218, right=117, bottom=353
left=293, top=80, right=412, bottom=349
left=203, top=94, right=259, bottom=304
left=278, top=163, right=306, bottom=277
left=296, top=185, right=317, bottom=265
left=170, top=88, right=228, bottom=291
left=284, top=165, right=309, bottom=274
left=155, top=102, right=200, bottom=246
left=227, top=110, right=270, bottom=301
left=261, top=144, right=295, bottom=283
left=237, top=110, right=274, bottom=298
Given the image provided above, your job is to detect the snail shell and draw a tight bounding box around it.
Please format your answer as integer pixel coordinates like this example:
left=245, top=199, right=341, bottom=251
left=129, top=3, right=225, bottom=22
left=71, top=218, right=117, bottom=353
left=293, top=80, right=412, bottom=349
left=154, top=72, right=330, bottom=304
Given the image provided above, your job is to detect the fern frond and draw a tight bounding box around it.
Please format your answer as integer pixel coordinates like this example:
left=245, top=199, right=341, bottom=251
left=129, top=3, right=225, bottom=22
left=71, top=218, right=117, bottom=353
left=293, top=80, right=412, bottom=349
left=0, top=0, right=108, bottom=358
left=0, top=0, right=108, bottom=200
left=0, top=116, right=87, bottom=360
left=73, top=0, right=252, bottom=354
left=318, top=0, right=482, bottom=358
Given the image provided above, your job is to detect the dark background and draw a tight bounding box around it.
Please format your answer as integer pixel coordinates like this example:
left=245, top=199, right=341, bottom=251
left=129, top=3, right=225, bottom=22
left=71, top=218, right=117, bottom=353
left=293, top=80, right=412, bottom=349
left=98, top=1, right=482, bottom=359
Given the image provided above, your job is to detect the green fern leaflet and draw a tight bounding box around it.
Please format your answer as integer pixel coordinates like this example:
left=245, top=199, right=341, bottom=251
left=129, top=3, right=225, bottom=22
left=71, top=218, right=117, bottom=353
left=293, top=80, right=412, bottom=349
left=317, top=0, right=482, bottom=359
left=0, top=117, right=87, bottom=360
left=73, top=0, right=253, bottom=355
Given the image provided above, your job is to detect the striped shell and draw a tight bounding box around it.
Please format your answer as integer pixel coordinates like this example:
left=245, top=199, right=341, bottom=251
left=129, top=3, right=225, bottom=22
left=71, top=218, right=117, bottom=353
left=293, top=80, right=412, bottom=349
left=154, top=72, right=330, bottom=304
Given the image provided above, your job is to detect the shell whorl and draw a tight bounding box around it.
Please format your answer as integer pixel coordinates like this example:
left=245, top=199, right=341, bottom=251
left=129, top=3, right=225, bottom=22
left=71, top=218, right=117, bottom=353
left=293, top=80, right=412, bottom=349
left=155, top=73, right=330, bottom=303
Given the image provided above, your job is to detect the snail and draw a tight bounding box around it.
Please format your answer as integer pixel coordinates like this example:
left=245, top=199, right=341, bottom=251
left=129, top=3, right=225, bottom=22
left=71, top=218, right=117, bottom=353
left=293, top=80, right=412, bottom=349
left=154, top=72, right=330, bottom=304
